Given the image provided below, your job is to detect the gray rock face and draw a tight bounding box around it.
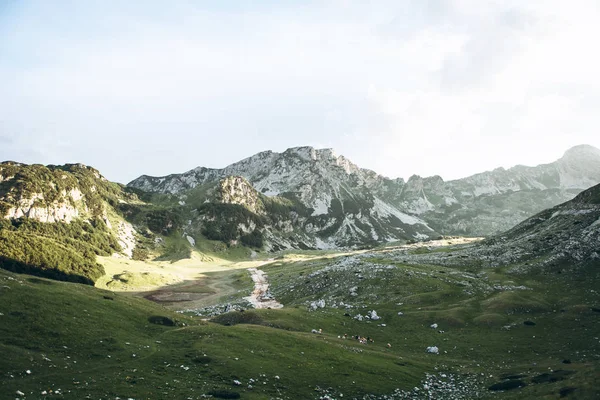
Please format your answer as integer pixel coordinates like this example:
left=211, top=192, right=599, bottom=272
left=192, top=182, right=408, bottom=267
left=128, top=145, right=600, bottom=247
left=216, top=176, right=264, bottom=215
left=395, top=145, right=600, bottom=235
left=390, top=183, right=600, bottom=271
left=131, top=147, right=436, bottom=248
left=479, top=182, right=600, bottom=268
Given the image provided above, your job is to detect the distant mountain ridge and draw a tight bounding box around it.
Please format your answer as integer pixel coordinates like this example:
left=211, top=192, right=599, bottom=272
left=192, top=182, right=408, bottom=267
left=128, top=144, right=600, bottom=247
left=471, top=182, right=600, bottom=270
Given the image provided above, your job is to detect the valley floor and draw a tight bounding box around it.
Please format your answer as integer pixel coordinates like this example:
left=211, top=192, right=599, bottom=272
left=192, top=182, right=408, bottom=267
left=2, top=238, right=599, bottom=399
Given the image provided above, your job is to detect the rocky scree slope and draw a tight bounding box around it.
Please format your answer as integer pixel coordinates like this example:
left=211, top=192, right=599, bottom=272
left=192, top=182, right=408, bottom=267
left=477, top=181, right=600, bottom=269
left=387, top=183, right=600, bottom=272
left=129, top=144, right=600, bottom=246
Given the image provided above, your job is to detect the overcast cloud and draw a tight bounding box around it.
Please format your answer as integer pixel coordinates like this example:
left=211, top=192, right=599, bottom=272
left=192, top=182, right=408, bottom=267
left=1, top=0, right=599, bottom=183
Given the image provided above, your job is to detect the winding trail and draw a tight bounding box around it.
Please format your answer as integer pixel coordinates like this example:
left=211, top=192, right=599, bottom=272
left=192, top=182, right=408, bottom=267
left=244, top=268, right=283, bottom=309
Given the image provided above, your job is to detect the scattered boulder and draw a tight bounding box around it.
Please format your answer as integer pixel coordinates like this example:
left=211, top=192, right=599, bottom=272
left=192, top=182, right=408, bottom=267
left=426, top=346, right=439, bottom=354
left=310, top=299, right=326, bottom=310
left=368, top=310, right=380, bottom=320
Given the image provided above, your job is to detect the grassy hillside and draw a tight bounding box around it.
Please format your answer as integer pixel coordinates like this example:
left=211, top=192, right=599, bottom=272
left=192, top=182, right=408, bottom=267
left=1, top=164, right=599, bottom=398
left=0, top=163, right=136, bottom=283
left=3, top=237, right=599, bottom=399
left=0, top=217, right=124, bottom=284
left=0, top=268, right=432, bottom=399
left=0, top=162, right=197, bottom=282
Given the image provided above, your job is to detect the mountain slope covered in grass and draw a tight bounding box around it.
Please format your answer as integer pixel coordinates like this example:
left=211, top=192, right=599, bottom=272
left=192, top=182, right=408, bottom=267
left=0, top=162, right=193, bottom=283
left=2, top=232, right=599, bottom=399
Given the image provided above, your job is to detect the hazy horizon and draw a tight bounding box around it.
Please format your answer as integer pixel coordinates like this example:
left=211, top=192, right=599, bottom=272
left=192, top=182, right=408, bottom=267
left=2, top=1, right=599, bottom=183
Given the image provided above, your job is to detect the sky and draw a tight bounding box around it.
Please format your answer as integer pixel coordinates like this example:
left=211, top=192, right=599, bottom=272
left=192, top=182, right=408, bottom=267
left=1, top=0, right=600, bottom=184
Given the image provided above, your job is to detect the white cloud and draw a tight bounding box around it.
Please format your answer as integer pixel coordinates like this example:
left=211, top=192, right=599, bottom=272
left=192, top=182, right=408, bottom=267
left=358, top=0, right=600, bottom=179
left=0, top=0, right=599, bottom=182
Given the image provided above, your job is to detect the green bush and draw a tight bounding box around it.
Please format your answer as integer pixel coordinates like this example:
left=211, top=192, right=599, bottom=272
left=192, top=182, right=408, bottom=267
left=0, top=230, right=104, bottom=284
left=240, top=230, right=264, bottom=248
left=199, top=203, right=265, bottom=244
left=0, top=217, right=121, bottom=284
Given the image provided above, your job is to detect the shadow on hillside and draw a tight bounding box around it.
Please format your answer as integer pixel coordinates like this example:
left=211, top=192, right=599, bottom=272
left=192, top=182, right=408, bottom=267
left=0, top=256, right=94, bottom=285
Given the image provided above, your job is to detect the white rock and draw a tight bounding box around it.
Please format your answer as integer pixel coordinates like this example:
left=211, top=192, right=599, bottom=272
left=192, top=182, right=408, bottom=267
left=368, top=310, right=380, bottom=320
left=310, top=299, right=326, bottom=310
left=426, top=346, right=439, bottom=354
left=185, top=235, right=195, bottom=247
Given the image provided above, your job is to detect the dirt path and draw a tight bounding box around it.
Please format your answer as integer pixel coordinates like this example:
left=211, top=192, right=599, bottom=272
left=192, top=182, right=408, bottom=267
left=244, top=268, right=283, bottom=309
left=96, top=252, right=275, bottom=311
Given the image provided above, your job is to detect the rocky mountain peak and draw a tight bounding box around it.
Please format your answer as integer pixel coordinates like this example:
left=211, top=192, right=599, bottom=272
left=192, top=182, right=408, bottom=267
left=279, top=146, right=363, bottom=175
left=283, top=146, right=331, bottom=161
left=216, top=176, right=264, bottom=214
left=555, top=144, right=600, bottom=189
left=561, top=144, right=600, bottom=161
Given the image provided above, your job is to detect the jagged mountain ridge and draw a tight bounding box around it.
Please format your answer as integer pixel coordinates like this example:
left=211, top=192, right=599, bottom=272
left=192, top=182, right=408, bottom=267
left=129, top=144, right=600, bottom=244
left=131, top=147, right=438, bottom=248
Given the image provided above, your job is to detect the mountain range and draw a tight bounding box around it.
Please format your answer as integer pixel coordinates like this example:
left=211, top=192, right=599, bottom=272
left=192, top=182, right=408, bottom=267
left=0, top=144, right=599, bottom=283
left=2, top=144, right=600, bottom=399
left=128, top=144, right=600, bottom=249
